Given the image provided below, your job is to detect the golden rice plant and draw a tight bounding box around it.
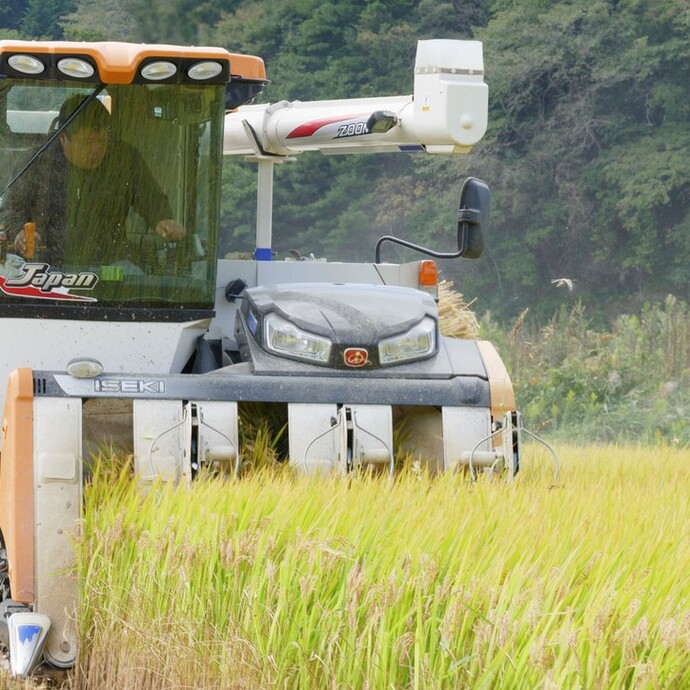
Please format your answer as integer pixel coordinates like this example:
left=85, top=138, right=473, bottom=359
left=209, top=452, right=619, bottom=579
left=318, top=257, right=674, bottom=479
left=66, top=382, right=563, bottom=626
left=438, top=279, right=480, bottom=339
left=57, top=443, right=690, bottom=689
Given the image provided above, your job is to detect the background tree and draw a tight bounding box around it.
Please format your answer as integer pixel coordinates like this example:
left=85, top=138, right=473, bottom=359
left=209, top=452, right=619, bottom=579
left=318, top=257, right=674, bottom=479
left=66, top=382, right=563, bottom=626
left=0, top=0, right=29, bottom=32
left=20, top=0, right=74, bottom=39
left=61, top=0, right=137, bottom=41
left=4, top=0, right=689, bottom=325
left=471, top=0, right=690, bottom=319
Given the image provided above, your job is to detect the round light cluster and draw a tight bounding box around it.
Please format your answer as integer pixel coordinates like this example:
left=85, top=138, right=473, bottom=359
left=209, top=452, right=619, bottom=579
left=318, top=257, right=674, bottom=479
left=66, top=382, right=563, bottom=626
left=187, top=61, right=223, bottom=80
left=139, top=59, right=223, bottom=81
left=7, top=52, right=225, bottom=83
left=7, top=54, right=96, bottom=78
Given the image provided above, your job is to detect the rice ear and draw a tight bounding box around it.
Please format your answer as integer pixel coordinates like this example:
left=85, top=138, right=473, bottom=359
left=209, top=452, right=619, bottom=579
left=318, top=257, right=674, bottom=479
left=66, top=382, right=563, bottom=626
left=437, top=279, right=480, bottom=339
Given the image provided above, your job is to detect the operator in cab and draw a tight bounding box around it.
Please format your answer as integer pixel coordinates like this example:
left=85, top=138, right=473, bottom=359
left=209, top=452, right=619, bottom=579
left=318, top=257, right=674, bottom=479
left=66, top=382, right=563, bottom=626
left=1, top=95, right=185, bottom=269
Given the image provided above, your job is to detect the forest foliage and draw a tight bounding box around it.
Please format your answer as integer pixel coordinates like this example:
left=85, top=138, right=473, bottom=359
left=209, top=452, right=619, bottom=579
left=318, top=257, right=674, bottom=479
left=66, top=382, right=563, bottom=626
left=2, top=0, right=688, bottom=323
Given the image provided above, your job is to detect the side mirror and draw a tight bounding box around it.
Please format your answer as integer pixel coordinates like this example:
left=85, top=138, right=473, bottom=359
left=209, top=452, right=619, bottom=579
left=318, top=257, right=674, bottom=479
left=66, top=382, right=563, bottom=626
left=457, top=177, right=489, bottom=259
left=374, top=176, right=491, bottom=264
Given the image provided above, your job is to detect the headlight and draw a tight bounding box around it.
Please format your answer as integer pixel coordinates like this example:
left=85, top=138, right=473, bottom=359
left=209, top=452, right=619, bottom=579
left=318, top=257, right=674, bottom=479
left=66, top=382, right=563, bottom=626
left=140, top=61, right=177, bottom=81
left=188, top=61, right=223, bottom=80
left=264, top=313, right=332, bottom=363
left=57, top=57, right=95, bottom=79
left=378, top=317, right=436, bottom=365
left=7, top=54, right=45, bottom=75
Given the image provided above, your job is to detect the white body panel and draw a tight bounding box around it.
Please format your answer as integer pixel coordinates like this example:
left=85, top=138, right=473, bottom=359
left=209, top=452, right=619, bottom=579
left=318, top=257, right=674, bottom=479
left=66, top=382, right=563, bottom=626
left=195, top=401, right=239, bottom=474
left=133, top=400, right=191, bottom=483
left=289, top=403, right=339, bottom=474
left=442, top=407, right=492, bottom=472
left=132, top=400, right=239, bottom=482
left=394, top=406, right=492, bottom=473
left=348, top=405, right=393, bottom=471
left=289, top=403, right=393, bottom=475
left=33, top=397, right=81, bottom=668
left=0, top=318, right=209, bottom=449
left=216, top=255, right=420, bottom=287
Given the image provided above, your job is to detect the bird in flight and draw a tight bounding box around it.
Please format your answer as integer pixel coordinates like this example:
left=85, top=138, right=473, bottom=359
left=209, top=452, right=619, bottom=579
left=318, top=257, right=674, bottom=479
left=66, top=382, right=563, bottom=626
left=551, top=278, right=576, bottom=291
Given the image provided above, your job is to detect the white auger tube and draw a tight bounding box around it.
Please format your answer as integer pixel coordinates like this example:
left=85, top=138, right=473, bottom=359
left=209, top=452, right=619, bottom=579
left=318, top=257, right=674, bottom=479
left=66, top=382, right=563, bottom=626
left=223, top=39, right=487, bottom=157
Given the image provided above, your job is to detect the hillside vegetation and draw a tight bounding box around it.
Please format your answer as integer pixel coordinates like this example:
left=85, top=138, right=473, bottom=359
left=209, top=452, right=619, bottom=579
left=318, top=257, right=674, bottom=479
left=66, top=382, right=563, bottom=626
left=2, top=0, right=688, bottom=322
left=481, top=296, right=690, bottom=445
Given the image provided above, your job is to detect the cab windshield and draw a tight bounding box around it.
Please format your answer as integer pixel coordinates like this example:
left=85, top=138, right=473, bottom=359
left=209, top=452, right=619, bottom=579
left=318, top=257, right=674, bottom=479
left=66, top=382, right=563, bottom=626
left=0, top=80, right=224, bottom=311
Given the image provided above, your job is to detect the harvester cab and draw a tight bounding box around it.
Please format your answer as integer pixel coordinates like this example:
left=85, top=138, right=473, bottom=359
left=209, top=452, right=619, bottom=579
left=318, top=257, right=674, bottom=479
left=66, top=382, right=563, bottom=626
left=0, top=41, right=267, bottom=412
left=0, top=38, right=536, bottom=676
left=0, top=40, right=267, bottom=675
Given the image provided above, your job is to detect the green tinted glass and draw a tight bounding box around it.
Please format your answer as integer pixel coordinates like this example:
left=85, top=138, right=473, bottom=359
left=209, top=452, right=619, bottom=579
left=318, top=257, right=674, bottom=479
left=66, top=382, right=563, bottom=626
left=0, top=80, right=224, bottom=309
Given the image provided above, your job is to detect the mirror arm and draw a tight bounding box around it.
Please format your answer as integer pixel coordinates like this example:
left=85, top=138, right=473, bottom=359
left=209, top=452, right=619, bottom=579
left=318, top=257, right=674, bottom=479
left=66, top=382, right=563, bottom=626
left=375, top=235, right=464, bottom=264
left=375, top=177, right=487, bottom=263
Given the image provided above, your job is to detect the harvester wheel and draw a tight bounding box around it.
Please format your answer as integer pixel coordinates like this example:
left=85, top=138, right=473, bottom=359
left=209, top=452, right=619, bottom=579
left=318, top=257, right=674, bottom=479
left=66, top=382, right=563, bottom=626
left=0, top=540, right=9, bottom=603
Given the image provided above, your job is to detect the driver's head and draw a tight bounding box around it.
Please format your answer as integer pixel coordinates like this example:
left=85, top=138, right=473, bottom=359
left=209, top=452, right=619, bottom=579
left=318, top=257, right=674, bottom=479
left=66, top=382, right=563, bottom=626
left=57, top=96, right=110, bottom=169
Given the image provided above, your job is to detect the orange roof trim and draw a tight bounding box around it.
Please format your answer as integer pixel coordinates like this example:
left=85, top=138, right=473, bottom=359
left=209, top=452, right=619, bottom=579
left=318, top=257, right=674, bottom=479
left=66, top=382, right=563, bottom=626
left=0, top=40, right=266, bottom=84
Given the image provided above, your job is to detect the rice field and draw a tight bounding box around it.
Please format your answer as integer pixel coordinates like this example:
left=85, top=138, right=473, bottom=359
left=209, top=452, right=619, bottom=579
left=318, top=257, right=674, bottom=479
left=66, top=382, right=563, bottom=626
left=5, top=443, right=690, bottom=689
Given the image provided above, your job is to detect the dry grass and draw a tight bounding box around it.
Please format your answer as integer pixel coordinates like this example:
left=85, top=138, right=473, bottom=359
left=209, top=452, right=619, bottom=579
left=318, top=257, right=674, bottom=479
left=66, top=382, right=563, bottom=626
left=3, top=443, right=689, bottom=689
left=437, top=279, right=480, bottom=339
left=54, top=443, right=689, bottom=689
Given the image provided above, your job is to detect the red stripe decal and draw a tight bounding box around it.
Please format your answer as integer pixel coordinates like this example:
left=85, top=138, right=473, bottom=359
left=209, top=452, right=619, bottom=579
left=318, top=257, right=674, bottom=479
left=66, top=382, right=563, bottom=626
left=287, top=115, right=360, bottom=139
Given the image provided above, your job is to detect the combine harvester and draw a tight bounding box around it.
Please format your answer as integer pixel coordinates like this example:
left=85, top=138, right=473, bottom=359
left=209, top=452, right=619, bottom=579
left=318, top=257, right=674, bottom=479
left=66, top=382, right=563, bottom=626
left=0, top=37, right=541, bottom=675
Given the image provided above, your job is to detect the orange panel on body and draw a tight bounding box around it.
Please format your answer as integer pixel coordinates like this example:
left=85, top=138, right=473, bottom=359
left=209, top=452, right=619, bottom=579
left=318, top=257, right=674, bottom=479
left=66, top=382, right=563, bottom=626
left=475, top=340, right=516, bottom=419
left=0, top=368, right=34, bottom=603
